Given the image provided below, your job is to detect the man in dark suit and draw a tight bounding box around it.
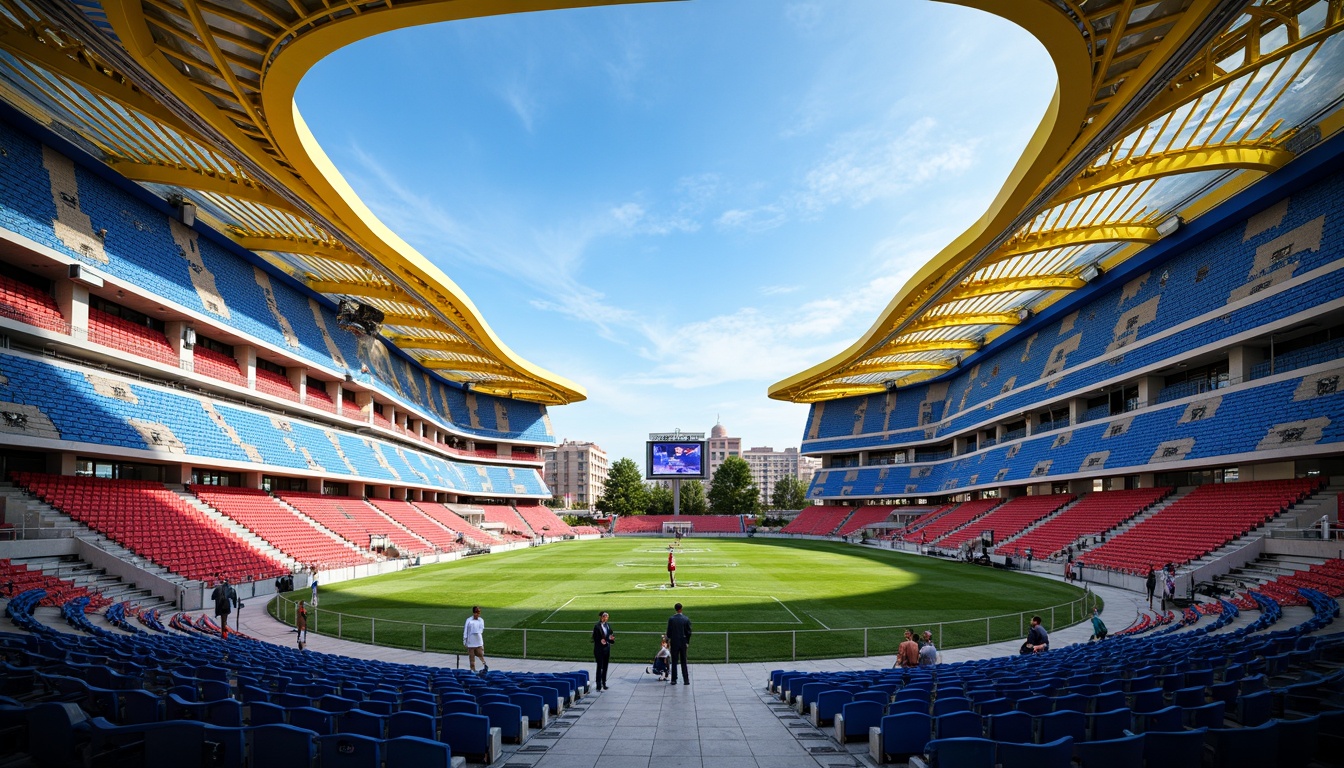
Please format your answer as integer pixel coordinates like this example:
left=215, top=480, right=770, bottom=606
left=665, top=602, right=692, bottom=685
left=592, top=611, right=614, bottom=690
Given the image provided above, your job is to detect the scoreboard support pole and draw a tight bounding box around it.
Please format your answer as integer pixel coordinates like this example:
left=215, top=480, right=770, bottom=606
left=673, top=478, right=681, bottom=517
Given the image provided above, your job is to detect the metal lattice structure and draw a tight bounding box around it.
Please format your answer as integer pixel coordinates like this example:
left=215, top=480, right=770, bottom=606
left=771, top=0, right=1344, bottom=402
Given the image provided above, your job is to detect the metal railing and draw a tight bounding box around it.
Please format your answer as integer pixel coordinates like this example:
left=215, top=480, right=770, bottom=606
left=269, top=591, right=1101, bottom=664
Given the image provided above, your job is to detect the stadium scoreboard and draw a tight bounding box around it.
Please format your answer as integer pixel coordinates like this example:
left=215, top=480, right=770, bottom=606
left=646, top=430, right=707, bottom=480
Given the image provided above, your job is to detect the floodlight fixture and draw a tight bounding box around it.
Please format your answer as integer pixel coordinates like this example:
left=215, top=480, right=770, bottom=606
left=1017, top=308, right=1034, bottom=322
left=1156, top=215, right=1183, bottom=238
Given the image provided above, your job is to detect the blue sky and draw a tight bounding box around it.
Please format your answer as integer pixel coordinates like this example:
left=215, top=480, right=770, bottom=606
left=297, top=1, right=1055, bottom=470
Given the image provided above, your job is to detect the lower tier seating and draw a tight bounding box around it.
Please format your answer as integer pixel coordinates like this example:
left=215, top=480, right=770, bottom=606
left=836, top=506, right=897, bottom=537
left=514, top=504, right=575, bottom=537
left=188, top=486, right=371, bottom=569
left=612, top=515, right=745, bottom=534
left=1078, top=478, right=1323, bottom=573
left=998, top=487, right=1172, bottom=559
left=415, top=503, right=504, bottom=547
left=277, top=493, right=431, bottom=556
left=938, top=494, right=1076, bottom=550
left=0, top=559, right=110, bottom=612
left=919, top=499, right=1003, bottom=545
left=365, top=499, right=463, bottom=552
left=782, top=506, right=852, bottom=535
left=13, top=473, right=285, bottom=585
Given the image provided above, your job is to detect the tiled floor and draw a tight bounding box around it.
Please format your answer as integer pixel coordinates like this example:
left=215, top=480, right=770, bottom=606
left=234, top=575, right=1150, bottom=767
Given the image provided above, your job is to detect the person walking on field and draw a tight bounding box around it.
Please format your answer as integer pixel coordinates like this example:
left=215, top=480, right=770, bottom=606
left=463, top=605, right=488, bottom=675
left=592, top=611, right=614, bottom=691
left=667, top=546, right=677, bottom=588
left=666, top=602, right=692, bottom=685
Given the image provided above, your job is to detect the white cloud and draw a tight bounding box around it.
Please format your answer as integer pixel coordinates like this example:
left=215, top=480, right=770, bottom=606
left=716, top=205, right=788, bottom=233
left=796, top=117, right=976, bottom=212
left=760, top=284, right=801, bottom=296
left=501, top=80, right=539, bottom=132
left=785, top=3, right=823, bottom=31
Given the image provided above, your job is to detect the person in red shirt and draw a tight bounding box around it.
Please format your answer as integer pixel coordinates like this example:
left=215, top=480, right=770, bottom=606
left=667, top=546, right=676, bottom=588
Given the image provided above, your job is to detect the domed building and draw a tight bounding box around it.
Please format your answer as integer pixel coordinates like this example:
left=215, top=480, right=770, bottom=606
left=707, top=420, right=740, bottom=484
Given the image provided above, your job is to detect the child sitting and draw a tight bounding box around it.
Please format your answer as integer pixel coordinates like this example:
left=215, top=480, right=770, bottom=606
left=648, top=636, right=671, bottom=681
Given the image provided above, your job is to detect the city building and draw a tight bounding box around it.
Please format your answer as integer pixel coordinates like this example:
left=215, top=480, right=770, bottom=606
left=743, top=446, right=822, bottom=507
left=544, top=440, right=609, bottom=510
left=706, top=421, right=741, bottom=483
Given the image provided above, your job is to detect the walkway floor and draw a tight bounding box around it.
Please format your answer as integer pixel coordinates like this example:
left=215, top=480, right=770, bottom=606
left=229, top=574, right=1152, bottom=768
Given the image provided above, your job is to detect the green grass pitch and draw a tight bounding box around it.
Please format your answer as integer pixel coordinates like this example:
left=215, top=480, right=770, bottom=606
left=275, top=537, right=1094, bottom=663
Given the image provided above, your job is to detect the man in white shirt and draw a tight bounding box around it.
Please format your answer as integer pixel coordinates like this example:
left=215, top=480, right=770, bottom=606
left=463, top=605, right=488, bottom=674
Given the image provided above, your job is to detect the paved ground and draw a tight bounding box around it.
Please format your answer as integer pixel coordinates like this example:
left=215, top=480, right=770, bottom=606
left=228, top=573, right=1151, bottom=768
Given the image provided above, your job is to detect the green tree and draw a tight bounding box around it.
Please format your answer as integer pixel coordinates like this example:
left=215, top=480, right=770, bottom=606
left=680, top=480, right=708, bottom=515
left=596, top=457, right=649, bottom=517
left=770, top=475, right=810, bottom=510
left=544, top=496, right=567, bottom=510
left=646, top=483, right=674, bottom=515
left=707, top=456, right=761, bottom=516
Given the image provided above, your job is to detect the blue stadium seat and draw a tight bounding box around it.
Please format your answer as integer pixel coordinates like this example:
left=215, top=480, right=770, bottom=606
left=997, top=736, right=1073, bottom=768
left=879, top=712, right=932, bottom=761
left=1074, top=731, right=1144, bottom=768
left=925, top=737, right=995, bottom=768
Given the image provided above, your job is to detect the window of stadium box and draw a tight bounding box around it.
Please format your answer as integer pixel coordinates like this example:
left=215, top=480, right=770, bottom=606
left=191, top=469, right=242, bottom=486
left=74, top=457, right=164, bottom=481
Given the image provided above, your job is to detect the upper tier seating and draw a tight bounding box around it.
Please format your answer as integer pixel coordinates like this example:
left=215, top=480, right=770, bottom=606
left=365, top=499, right=463, bottom=552
left=253, top=367, right=299, bottom=401
left=481, top=504, right=534, bottom=540
left=14, top=473, right=286, bottom=584
left=998, top=488, right=1172, bottom=559
left=0, top=274, right=65, bottom=332
left=613, top=515, right=746, bottom=534
left=304, top=386, right=336, bottom=414
left=1078, top=479, right=1322, bottom=573
left=782, top=506, right=852, bottom=535
left=514, top=504, right=575, bottom=537
left=416, top=503, right=504, bottom=547
left=938, top=494, right=1077, bottom=550
left=188, top=485, right=370, bottom=568
left=191, top=347, right=246, bottom=388
left=915, top=499, right=1002, bottom=545
left=86, top=308, right=177, bottom=366
left=836, top=506, right=897, bottom=537
left=0, top=559, right=110, bottom=612
left=277, top=493, right=431, bottom=555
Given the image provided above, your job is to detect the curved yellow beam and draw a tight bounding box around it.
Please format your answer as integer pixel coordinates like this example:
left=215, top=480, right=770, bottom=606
left=943, top=274, right=1086, bottom=302
left=990, top=222, right=1160, bottom=265
left=421, top=359, right=511, bottom=374
left=846, top=359, right=957, bottom=377
left=109, top=160, right=299, bottom=214
left=305, top=279, right=408, bottom=303
left=380, top=313, right=445, bottom=330
left=876, top=338, right=982, bottom=355
left=231, top=235, right=368, bottom=266
left=103, top=0, right=599, bottom=404
left=771, top=0, right=1241, bottom=402
left=902, top=312, right=1023, bottom=335
left=383, top=336, right=481, bottom=355
left=1056, top=144, right=1294, bottom=204
left=769, top=0, right=1096, bottom=402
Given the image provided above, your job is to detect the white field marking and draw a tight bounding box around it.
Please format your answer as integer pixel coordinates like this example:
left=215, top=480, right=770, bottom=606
left=772, top=596, right=809, bottom=626
left=541, top=595, right=581, bottom=624
left=632, top=581, right=720, bottom=590
left=636, top=548, right=711, bottom=553
left=799, top=609, right=831, bottom=630
left=538, top=591, right=802, bottom=625
left=615, top=562, right=738, bottom=568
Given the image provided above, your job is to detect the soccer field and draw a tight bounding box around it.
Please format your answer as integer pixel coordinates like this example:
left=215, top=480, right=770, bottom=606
left=274, top=537, right=1094, bottom=662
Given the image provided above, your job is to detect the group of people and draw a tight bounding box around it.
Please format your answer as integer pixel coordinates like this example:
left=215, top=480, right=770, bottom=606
left=895, top=628, right=940, bottom=667
left=597, top=603, right=694, bottom=688
left=1145, top=564, right=1178, bottom=609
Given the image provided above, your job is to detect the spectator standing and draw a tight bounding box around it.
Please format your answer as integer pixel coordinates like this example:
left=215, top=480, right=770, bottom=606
left=592, top=611, right=614, bottom=691
left=211, top=577, right=237, bottom=639
left=666, top=603, right=692, bottom=685
left=463, top=605, right=488, bottom=675
left=1163, top=567, right=1176, bottom=610
left=310, top=572, right=319, bottom=607
left=1145, top=567, right=1157, bottom=609
left=918, top=631, right=938, bottom=666
left=897, top=629, right=920, bottom=668
left=296, top=600, right=308, bottom=650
